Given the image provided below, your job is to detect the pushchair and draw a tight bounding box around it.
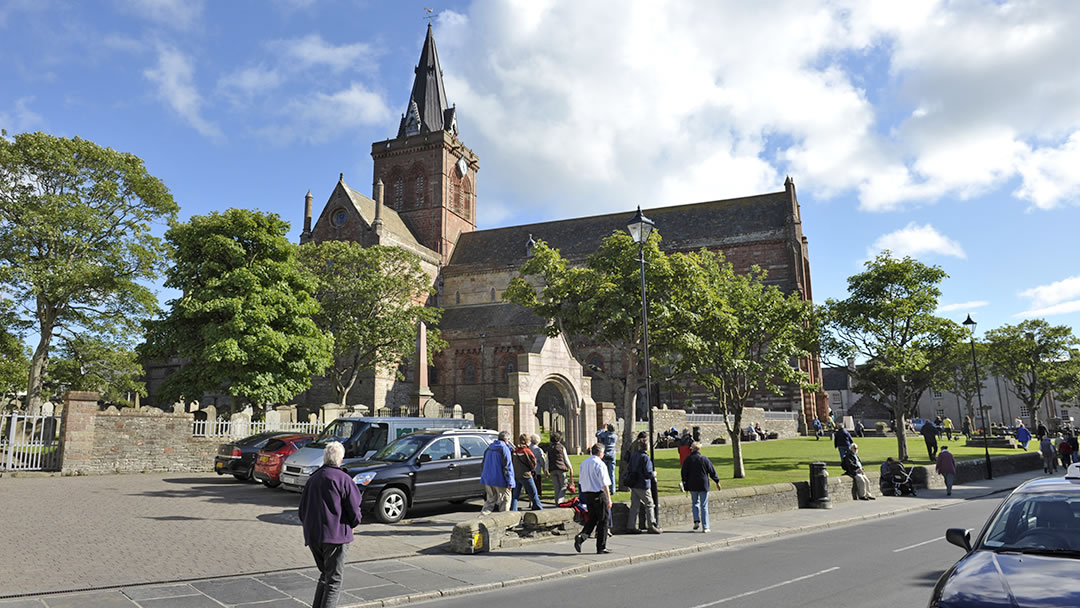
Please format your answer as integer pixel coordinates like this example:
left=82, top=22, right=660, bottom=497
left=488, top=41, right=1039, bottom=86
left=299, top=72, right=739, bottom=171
left=880, top=462, right=917, bottom=496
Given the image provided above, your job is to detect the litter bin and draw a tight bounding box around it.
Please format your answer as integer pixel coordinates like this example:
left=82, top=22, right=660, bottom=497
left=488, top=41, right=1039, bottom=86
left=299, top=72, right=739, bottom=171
left=809, top=461, right=831, bottom=509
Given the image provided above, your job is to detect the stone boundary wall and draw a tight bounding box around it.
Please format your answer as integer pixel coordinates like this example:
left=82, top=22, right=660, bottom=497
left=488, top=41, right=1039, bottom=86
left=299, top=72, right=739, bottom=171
left=61, top=392, right=217, bottom=475
left=651, top=406, right=799, bottom=443
left=450, top=451, right=1042, bottom=553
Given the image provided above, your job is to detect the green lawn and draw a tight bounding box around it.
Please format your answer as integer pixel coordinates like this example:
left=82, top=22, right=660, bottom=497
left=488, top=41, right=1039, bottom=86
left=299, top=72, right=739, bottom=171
left=550, top=436, right=1016, bottom=502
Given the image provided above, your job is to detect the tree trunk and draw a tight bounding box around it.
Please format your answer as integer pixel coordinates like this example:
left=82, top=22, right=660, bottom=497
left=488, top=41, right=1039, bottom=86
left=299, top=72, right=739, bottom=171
left=731, top=432, right=745, bottom=479
left=338, top=366, right=360, bottom=407
left=26, top=329, right=52, bottom=417
left=894, top=411, right=909, bottom=461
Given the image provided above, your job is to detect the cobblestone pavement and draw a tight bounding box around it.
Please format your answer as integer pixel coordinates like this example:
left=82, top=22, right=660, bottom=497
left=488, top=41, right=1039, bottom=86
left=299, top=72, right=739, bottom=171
left=0, top=472, right=475, bottom=598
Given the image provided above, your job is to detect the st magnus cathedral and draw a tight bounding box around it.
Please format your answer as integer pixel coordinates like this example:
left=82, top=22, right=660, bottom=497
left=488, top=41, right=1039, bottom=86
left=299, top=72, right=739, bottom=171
left=284, top=25, right=827, bottom=450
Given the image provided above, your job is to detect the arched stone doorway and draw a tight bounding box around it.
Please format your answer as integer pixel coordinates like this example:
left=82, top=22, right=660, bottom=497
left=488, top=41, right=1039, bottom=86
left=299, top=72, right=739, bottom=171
left=534, top=375, right=584, bottom=452
left=506, top=334, right=597, bottom=453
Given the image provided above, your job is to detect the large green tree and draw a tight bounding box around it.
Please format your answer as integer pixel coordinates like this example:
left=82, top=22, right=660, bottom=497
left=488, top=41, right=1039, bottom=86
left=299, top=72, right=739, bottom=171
left=297, top=242, right=444, bottom=406
left=46, top=335, right=146, bottom=406
left=0, top=131, right=178, bottom=414
left=985, top=319, right=1080, bottom=428
left=661, top=251, right=818, bottom=478
left=0, top=301, right=29, bottom=409
left=823, top=253, right=964, bottom=461
left=504, top=231, right=675, bottom=459
left=141, top=209, right=333, bottom=411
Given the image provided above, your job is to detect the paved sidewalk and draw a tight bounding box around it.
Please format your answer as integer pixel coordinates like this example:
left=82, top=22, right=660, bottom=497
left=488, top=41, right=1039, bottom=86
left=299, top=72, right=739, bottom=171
left=0, top=470, right=1037, bottom=608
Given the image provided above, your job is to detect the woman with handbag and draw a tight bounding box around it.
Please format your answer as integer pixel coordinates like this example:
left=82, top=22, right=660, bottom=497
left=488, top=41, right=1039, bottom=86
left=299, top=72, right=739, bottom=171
left=547, top=431, right=573, bottom=504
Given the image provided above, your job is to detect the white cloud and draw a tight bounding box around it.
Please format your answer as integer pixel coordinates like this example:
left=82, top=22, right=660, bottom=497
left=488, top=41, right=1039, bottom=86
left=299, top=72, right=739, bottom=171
left=217, top=65, right=282, bottom=108
left=422, top=0, right=1080, bottom=219
left=272, top=34, right=377, bottom=74
left=867, top=223, right=966, bottom=260
left=1016, top=275, right=1080, bottom=318
left=938, top=301, right=989, bottom=313
left=143, top=46, right=222, bottom=139
left=0, top=97, right=43, bottom=132
left=258, top=82, right=391, bottom=144
left=119, top=0, right=204, bottom=30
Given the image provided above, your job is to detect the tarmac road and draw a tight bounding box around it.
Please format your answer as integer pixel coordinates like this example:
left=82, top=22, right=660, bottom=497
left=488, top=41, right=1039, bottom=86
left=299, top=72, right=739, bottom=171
left=412, top=492, right=1005, bottom=608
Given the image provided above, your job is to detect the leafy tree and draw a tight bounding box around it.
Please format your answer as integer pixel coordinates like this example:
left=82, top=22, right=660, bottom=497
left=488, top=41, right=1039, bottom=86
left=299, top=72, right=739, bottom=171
left=0, top=309, right=29, bottom=409
left=660, top=251, right=818, bottom=478
left=46, top=335, right=146, bottom=406
left=935, top=340, right=987, bottom=425
left=823, top=253, right=964, bottom=461
left=0, top=131, right=178, bottom=414
left=985, top=319, right=1080, bottom=428
left=504, top=231, right=675, bottom=460
left=297, top=242, right=445, bottom=405
left=141, top=209, right=333, bottom=412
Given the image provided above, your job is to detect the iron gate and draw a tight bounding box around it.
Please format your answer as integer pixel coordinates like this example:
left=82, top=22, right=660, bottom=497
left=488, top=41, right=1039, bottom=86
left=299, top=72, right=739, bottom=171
left=1, top=414, right=62, bottom=471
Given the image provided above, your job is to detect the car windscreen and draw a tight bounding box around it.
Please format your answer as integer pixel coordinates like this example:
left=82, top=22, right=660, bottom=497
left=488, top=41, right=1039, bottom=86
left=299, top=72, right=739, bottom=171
left=262, top=439, right=287, bottom=452
left=373, top=435, right=430, bottom=462
left=980, top=491, right=1080, bottom=552
left=236, top=433, right=275, bottom=448
left=312, top=420, right=364, bottom=447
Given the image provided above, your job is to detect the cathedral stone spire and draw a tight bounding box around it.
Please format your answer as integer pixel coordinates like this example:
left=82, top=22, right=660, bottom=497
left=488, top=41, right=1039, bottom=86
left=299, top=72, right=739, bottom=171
left=398, top=23, right=451, bottom=137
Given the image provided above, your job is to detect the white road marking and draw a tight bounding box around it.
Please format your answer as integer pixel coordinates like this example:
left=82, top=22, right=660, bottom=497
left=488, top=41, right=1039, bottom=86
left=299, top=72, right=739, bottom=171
left=688, top=566, right=841, bottom=607
left=894, top=536, right=945, bottom=553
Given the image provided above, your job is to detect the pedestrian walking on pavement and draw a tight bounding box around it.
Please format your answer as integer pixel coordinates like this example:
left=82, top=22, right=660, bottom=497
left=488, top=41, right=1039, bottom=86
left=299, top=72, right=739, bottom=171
left=298, top=441, right=363, bottom=608
left=510, top=433, right=543, bottom=511
left=574, top=443, right=613, bottom=554
left=936, top=445, right=957, bottom=496
left=480, top=431, right=515, bottom=514
left=547, top=431, right=572, bottom=504
left=921, top=418, right=939, bottom=461
left=625, top=432, right=662, bottom=535
left=840, top=443, right=875, bottom=501
left=834, top=424, right=853, bottom=461
left=681, top=441, right=721, bottom=533
left=596, top=423, right=618, bottom=494
left=1040, top=434, right=1058, bottom=474
left=528, top=433, right=548, bottom=502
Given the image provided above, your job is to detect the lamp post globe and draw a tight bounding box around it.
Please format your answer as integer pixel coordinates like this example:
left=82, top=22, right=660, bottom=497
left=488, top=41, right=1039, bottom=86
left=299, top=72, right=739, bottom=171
left=962, top=314, right=992, bottom=480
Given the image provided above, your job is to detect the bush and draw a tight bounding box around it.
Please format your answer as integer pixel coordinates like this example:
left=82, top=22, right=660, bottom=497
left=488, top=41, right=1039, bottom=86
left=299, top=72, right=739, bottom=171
left=875, top=422, right=889, bottom=432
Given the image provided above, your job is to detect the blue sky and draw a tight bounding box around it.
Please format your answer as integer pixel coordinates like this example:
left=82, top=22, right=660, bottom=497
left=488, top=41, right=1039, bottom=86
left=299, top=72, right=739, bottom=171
left=2, top=0, right=1079, bottom=339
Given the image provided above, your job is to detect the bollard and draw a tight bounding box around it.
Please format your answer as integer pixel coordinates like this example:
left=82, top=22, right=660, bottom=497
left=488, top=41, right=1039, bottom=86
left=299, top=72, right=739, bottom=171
left=809, top=461, right=831, bottom=509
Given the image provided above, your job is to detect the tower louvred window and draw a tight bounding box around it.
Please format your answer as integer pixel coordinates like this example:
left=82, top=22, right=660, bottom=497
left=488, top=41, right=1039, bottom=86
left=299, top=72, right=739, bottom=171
left=414, top=174, right=424, bottom=208
left=393, top=177, right=404, bottom=210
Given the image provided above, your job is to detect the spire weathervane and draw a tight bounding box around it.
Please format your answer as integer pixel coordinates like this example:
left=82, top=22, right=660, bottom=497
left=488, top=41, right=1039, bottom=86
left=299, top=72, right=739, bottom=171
left=424, top=7, right=436, bottom=24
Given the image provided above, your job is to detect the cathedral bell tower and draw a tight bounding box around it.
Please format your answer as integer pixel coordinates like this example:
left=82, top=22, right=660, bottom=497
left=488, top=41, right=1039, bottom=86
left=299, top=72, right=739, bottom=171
left=371, top=23, right=478, bottom=266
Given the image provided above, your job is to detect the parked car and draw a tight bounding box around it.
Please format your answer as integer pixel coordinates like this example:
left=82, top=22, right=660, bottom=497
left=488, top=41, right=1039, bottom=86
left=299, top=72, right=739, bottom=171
left=280, top=416, right=475, bottom=492
left=214, top=432, right=296, bottom=481
left=346, top=428, right=497, bottom=523
left=928, top=463, right=1080, bottom=607
left=253, top=433, right=315, bottom=488
left=910, top=418, right=928, bottom=432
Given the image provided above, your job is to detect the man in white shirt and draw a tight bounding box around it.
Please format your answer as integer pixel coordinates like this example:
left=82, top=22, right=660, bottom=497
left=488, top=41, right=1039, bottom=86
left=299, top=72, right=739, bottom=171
left=574, top=443, right=613, bottom=554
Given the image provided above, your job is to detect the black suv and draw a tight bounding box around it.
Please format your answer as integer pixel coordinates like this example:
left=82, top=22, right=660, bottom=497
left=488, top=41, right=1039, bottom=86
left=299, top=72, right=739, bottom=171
left=346, top=429, right=497, bottom=523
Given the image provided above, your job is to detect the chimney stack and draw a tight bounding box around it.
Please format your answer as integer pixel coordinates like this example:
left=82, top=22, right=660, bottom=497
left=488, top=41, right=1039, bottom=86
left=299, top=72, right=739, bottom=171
left=373, top=178, right=385, bottom=234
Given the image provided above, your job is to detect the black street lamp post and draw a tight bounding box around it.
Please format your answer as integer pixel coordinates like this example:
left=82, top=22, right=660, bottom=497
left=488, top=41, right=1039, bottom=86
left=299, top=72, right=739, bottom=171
left=963, top=314, right=992, bottom=480
left=626, top=206, right=658, bottom=523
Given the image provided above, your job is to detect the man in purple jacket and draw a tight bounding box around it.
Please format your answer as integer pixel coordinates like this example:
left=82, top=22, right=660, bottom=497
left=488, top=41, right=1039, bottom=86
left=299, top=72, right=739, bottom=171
left=299, top=441, right=363, bottom=608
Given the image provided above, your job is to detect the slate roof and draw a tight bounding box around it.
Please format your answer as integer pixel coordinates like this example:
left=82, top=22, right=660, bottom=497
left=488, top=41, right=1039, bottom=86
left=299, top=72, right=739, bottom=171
left=437, top=303, right=546, bottom=333
left=397, top=24, right=450, bottom=137
left=340, top=183, right=426, bottom=251
left=447, top=190, right=793, bottom=269
left=822, top=366, right=851, bottom=391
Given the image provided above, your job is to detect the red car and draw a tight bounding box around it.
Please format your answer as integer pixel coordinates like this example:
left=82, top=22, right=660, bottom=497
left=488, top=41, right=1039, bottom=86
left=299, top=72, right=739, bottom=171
left=253, top=434, right=315, bottom=488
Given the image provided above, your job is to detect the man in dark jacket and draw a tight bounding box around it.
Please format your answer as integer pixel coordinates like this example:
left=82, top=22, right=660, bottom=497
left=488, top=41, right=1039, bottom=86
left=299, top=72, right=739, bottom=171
left=298, top=441, right=363, bottom=608
left=920, top=419, right=939, bottom=461
left=625, top=432, right=662, bottom=534
left=680, top=442, right=721, bottom=533
left=833, top=424, right=853, bottom=461
left=480, top=431, right=515, bottom=514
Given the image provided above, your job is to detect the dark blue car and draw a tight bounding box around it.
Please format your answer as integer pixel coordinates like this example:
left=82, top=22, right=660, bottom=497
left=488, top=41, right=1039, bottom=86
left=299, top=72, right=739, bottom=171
left=929, top=465, right=1080, bottom=607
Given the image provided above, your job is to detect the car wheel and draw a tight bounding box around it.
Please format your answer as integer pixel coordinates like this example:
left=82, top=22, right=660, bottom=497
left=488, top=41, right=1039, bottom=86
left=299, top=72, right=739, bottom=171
left=376, top=488, right=408, bottom=523
left=234, top=463, right=254, bottom=482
